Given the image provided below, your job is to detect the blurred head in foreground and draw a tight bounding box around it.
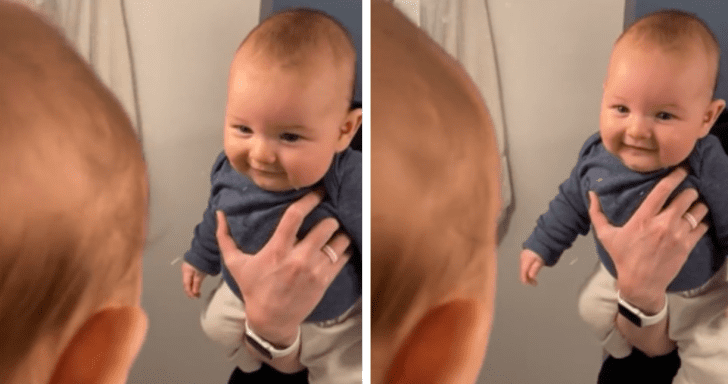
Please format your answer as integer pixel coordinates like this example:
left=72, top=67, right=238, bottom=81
left=371, top=1, right=501, bottom=383
left=0, top=2, right=148, bottom=383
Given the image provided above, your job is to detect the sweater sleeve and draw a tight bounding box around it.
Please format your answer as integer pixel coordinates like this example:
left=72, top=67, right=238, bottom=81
left=331, top=149, right=363, bottom=257
left=522, top=139, right=594, bottom=266
left=695, top=135, right=728, bottom=257
left=182, top=153, right=226, bottom=275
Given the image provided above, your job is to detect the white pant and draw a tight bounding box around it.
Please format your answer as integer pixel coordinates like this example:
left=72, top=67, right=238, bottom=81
left=578, top=261, right=728, bottom=384
left=200, top=280, right=362, bottom=384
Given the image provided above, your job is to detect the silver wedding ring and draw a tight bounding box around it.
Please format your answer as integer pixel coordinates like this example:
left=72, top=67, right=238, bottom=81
left=322, top=245, right=338, bottom=263
left=684, top=212, right=699, bottom=230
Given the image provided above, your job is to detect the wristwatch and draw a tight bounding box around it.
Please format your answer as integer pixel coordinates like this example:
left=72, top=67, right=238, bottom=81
left=244, top=321, right=301, bottom=360
left=616, top=290, right=668, bottom=327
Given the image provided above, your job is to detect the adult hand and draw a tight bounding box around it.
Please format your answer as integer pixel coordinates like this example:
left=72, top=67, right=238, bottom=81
left=588, top=167, right=709, bottom=313
left=216, top=191, right=352, bottom=347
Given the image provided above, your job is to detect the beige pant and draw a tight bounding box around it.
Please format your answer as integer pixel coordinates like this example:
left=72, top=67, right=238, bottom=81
left=200, top=280, right=362, bottom=384
left=578, top=261, right=728, bottom=384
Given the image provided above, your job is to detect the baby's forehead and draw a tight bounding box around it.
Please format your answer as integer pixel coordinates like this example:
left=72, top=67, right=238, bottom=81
left=230, top=47, right=353, bottom=98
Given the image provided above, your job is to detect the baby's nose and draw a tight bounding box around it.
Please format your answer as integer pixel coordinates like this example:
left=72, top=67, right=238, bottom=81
left=626, top=116, right=652, bottom=138
left=250, top=138, right=276, bottom=163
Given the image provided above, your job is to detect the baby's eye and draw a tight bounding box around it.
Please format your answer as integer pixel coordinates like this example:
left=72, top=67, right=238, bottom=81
left=656, top=112, right=674, bottom=121
left=280, top=133, right=301, bottom=142
left=234, top=125, right=252, bottom=134
left=613, top=105, right=629, bottom=114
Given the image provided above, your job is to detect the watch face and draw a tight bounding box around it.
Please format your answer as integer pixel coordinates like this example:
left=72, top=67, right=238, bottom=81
left=245, top=333, right=274, bottom=360
left=618, top=302, right=642, bottom=327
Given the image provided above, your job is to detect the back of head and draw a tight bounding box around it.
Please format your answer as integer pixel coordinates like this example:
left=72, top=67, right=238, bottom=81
left=0, top=2, right=147, bottom=382
left=372, top=2, right=501, bottom=383
left=618, top=9, right=720, bottom=95
left=237, top=8, right=357, bottom=102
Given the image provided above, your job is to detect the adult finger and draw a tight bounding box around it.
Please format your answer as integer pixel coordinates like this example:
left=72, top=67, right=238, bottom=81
left=662, top=188, right=699, bottom=222
left=270, top=191, right=325, bottom=249
left=634, top=167, right=688, bottom=219
left=300, top=217, right=340, bottom=255
left=324, top=231, right=352, bottom=262
left=216, top=210, right=246, bottom=267
left=319, top=232, right=353, bottom=282
left=588, top=191, right=612, bottom=233
left=687, top=202, right=709, bottom=224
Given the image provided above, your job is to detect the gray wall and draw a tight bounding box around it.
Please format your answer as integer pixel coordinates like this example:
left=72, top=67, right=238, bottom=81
left=625, top=0, right=728, bottom=101
left=125, top=1, right=261, bottom=382
left=261, top=0, right=363, bottom=102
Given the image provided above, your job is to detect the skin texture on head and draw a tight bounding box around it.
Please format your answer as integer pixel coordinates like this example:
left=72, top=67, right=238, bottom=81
left=225, top=8, right=362, bottom=191
left=372, top=1, right=500, bottom=383
left=0, top=2, right=148, bottom=383
left=601, top=10, right=725, bottom=172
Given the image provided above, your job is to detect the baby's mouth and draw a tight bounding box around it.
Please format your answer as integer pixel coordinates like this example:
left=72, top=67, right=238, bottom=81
left=251, top=167, right=283, bottom=175
left=623, top=142, right=656, bottom=152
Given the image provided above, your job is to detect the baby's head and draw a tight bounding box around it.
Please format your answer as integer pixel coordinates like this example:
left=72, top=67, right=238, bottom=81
left=0, top=2, right=147, bottom=382
left=224, top=8, right=362, bottom=192
left=600, top=9, right=725, bottom=173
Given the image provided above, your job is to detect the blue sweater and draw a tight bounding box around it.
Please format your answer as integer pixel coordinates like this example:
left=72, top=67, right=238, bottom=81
left=184, top=148, right=362, bottom=321
left=524, top=133, right=728, bottom=292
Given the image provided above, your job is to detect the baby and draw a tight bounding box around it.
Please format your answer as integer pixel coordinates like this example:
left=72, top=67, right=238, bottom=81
left=520, top=10, right=728, bottom=382
left=181, top=8, right=362, bottom=384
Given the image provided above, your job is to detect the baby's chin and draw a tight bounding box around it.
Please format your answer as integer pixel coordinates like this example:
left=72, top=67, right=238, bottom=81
left=616, top=155, right=677, bottom=174
left=252, top=177, right=318, bottom=193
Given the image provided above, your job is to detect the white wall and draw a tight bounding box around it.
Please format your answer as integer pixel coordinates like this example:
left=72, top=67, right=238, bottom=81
left=478, top=1, right=624, bottom=383
left=124, top=1, right=260, bottom=382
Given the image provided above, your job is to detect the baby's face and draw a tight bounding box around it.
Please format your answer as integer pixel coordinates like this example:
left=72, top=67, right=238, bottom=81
left=600, top=40, right=717, bottom=172
left=223, top=52, right=351, bottom=191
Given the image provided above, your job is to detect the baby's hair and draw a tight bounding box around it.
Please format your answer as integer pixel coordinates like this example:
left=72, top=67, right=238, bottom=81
left=0, top=3, right=146, bottom=380
left=618, top=9, right=721, bottom=97
left=371, top=4, right=499, bottom=373
left=238, top=8, right=357, bottom=103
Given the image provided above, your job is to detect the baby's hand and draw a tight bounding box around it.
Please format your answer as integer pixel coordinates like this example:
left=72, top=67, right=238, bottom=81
left=182, top=261, right=207, bottom=299
left=520, top=249, right=545, bottom=286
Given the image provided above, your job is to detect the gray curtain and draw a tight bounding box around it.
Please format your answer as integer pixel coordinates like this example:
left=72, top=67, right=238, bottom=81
left=19, top=0, right=141, bottom=136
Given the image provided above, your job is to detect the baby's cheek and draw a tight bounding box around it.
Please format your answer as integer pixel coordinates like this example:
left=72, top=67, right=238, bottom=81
left=659, top=142, right=692, bottom=168
left=290, top=160, right=329, bottom=189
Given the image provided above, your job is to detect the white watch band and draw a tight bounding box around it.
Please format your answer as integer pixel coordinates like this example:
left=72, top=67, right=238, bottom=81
left=244, top=321, right=301, bottom=360
left=616, top=290, right=668, bottom=327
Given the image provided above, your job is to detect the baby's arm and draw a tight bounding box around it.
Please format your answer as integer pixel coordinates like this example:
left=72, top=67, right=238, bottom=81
left=181, top=155, right=228, bottom=297
left=520, top=249, right=545, bottom=286
left=330, top=148, right=362, bottom=256
left=522, top=136, right=598, bottom=275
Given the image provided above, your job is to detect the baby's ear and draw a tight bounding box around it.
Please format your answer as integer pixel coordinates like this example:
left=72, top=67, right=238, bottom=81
left=335, top=108, right=362, bottom=152
left=700, top=98, right=726, bottom=137
left=49, top=306, right=148, bottom=384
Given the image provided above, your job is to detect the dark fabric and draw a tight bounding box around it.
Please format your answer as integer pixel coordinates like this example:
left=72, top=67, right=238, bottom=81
left=598, top=348, right=680, bottom=384
left=228, top=365, right=308, bottom=384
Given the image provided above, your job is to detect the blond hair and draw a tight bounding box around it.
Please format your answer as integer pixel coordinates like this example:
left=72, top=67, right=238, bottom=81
left=0, top=3, right=147, bottom=380
left=618, top=9, right=720, bottom=96
left=238, top=8, right=357, bottom=103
